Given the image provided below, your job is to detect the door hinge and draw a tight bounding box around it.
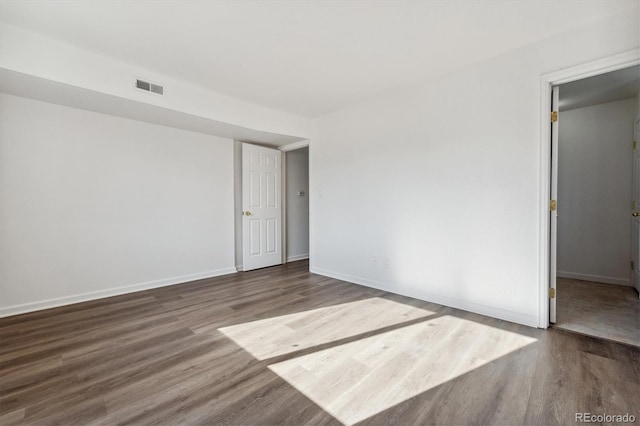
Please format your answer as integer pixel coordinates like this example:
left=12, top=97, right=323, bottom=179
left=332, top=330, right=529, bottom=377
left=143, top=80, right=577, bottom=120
left=631, top=261, right=635, bottom=271
left=634, top=141, right=637, bottom=150
left=550, top=199, right=557, bottom=211
left=551, top=111, right=558, bottom=123
left=549, top=288, right=556, bottom=299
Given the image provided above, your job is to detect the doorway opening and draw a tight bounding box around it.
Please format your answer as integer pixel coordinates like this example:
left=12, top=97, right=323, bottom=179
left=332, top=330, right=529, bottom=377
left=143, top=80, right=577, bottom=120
left=542, top=53, right=640, bottom=346
left=234, top=141, right=309, bottom=272
left=283, top=145, right=310, bottom=267
left=555, top=66, right=640, bottom=345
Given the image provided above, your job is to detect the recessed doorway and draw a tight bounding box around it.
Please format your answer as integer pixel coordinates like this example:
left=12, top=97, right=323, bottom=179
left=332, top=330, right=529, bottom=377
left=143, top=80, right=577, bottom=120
left=284, top=145, right=309, bottom=264
left=551, top=65, right=640, bottom=346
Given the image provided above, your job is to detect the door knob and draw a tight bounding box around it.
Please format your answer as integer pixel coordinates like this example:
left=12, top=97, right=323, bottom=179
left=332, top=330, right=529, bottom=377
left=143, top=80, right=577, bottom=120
left=244, top=211, right=252, bottom=216
left=633, top=212, right=640, bottom=217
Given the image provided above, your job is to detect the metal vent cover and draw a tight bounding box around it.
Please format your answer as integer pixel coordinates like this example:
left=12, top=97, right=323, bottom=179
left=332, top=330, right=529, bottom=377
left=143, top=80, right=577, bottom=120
left=135, top=78, right=164, bottom=96
left=149, top=83, right=164, bottom=95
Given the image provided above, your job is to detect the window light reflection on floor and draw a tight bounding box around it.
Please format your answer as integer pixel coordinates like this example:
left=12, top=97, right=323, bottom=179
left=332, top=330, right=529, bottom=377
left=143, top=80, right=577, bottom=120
left=219, top=298, right=537, bottom=425
left=219, top=297, right=437, bottom=360
left=269, top=315, right=537, bottom=425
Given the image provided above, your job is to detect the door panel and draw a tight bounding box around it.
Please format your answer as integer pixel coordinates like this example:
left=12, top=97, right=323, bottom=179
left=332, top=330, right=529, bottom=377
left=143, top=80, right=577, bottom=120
left=250, top=220, right=261, bottom=256
left=242, top=143, right=282, bottom=271
left=266, top=172, right=277, bottom=207
left=249, top=171, right=260, bottom=207
left=633, top=154, right=640, bottom=210
left=266, top=219, right=277, bottom=253
left=633, top=221, right=640, bottom=295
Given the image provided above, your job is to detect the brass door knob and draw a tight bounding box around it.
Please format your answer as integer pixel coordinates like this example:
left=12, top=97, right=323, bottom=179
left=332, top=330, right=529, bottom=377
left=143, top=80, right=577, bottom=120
left=633, top=212, right=640, bottom=217
left=244, top=211, right=252, bottom=216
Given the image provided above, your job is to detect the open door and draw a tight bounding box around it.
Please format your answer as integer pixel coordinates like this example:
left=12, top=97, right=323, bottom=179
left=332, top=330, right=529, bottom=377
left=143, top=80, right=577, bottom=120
left=549, top=86, right=559, bottom=323
left=242, top=143, right=282, bottom=271
left=632, top=119, right=640, bottom=297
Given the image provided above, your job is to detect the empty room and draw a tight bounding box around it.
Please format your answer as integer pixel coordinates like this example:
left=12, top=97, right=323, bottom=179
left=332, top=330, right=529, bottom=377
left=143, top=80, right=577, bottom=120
left=0, top=1, right=638, bottom=425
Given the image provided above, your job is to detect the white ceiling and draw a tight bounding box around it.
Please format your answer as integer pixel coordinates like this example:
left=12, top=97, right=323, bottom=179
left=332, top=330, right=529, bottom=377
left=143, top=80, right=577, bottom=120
left=559, top=65, right=640, bottom=111
left=0, top=0, right=637, bottom=118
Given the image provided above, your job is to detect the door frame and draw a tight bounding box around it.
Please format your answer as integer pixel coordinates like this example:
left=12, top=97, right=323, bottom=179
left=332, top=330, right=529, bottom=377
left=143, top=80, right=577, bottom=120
left=538, top=49, right=640, bottom=328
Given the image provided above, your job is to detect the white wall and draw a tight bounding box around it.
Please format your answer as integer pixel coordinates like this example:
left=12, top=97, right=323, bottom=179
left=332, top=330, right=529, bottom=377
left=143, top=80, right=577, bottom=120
left=286, top=147, right=309, bottom=261
left=0, top=93, right=235, bottom=316
left=310, top=10, right=639, bottom=327
left=557, top=99, right=635, bottom=286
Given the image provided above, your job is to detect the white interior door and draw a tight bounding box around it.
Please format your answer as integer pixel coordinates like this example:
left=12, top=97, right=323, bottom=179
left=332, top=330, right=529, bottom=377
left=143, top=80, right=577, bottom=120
left=632, top=119, right=640, bottom=297
left=549, top=86, right=559, bottom=323
left=242, top=143, right=282, bottom=271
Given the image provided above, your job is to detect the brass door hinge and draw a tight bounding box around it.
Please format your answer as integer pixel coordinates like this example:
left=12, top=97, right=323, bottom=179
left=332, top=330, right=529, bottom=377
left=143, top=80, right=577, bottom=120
left=550, top=200, right=557, bottom=211
left=549, top=288, right=556, bottom=299
left=551, top=111, right=558, bottom=123
left=631, top=261, right=635, bottom=271
left=634, top=141, right=637, bottom=150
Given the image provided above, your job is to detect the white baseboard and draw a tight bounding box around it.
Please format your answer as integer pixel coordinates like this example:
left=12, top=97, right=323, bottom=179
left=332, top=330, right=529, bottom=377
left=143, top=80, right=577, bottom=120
left=0, top=267, right=237, bottom=318
left=238, top=256, right=308, bottom=270
left=287, top=254, right=309, bottom=262
left=310, top=267, right=539, bottom=328
left=556, top=271, right=631, bottom=286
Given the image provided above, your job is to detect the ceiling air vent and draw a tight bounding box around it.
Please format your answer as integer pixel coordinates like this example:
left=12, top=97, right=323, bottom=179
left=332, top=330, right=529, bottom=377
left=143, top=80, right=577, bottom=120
left=135, top=78, right=164, bottom=96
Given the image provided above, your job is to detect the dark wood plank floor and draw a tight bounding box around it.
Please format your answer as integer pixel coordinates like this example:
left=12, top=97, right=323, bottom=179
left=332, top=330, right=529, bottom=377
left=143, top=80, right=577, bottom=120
left=1, top=260, right=638, bottom=425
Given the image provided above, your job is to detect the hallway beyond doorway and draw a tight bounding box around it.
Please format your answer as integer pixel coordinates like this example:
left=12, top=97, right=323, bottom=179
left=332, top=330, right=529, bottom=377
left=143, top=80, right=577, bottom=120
left=555, top=277, right=639, bottom=347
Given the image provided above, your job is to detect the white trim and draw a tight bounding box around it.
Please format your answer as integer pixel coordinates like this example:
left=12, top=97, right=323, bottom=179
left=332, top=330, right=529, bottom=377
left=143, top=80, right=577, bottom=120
left=308, top=137, right=313, bottom=271
left=279, top=139, right=310, bottom=152
left=557, top=271, right=632, bottom=287
left=541, top=50, right=640, bottom=86
left=236, top=264, right=243, bottom=272
left=0, top=267, right=237, bottom=318
left=539, top=77, right=551, bottom=329
left=539, top=49, right=640, bottom=329
left=287, top=254, right=309, bottom=262
left=282, top=150, right=288, bottom=264
left=310, top=267, right=539, bottom=328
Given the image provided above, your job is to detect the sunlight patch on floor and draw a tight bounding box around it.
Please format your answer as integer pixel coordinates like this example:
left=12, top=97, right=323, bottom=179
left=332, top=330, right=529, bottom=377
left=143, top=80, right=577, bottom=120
left=269, top=315, right=537, bottom=425
left=219, top=297, right=436, bottom=360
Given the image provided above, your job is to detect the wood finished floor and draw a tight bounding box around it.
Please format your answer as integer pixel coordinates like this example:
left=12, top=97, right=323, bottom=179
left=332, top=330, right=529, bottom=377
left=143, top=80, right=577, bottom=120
left=1, top=260, right=639, bottom=425
left=555, top=278, right=640, bottom=347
